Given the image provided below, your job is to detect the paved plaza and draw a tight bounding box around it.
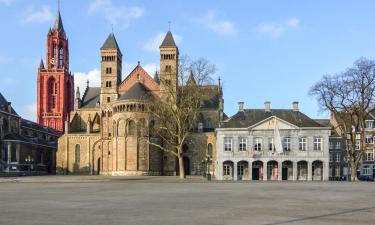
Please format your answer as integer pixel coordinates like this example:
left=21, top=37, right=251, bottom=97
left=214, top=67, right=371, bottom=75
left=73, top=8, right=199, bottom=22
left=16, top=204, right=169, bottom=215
left=0, top=176, right=374, bottom=225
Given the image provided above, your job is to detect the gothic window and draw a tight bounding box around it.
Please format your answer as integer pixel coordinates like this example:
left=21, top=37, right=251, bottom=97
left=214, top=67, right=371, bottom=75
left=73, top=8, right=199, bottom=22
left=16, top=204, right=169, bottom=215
left=106, top=67, right=112, bottom=74
left=128, top=120, right=136, bottom=136
left=48, top=78, right=57, bottom=111
left=58, top=47, right=63, bottom=68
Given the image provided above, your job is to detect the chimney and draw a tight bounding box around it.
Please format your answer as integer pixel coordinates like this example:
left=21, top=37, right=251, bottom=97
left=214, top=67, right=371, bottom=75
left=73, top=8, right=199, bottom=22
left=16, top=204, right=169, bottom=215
left=238, top=101, right=244, bottom=112
left=264, top=101, right=271, bottom=112
left=292, top=101, right=299, bottom=112
left=7, top=102, right=12, bottom=113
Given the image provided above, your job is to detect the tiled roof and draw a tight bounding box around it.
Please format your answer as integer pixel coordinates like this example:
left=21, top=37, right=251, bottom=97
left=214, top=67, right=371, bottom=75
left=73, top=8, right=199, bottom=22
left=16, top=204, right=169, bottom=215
left=222, top=109, right=326, bottom=128
left=119, top=82, right=152, bottom=101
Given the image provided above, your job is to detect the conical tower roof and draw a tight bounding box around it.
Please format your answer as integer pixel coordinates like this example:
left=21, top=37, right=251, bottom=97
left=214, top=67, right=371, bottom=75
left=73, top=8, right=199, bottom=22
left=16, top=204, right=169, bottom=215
left=160, top=31, right=177, bottom=48
left=187, top=69, right=197, bottom=85
left=101, top=33, right=121, bottom=53
left=53, top=11, right=64, bottom=32
left=39, top=58, right=45, bottom=69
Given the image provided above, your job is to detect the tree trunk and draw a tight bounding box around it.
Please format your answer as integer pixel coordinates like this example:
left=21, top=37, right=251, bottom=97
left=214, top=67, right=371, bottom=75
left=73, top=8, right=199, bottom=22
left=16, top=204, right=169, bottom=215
left=178, top=155, right=185, bottom=179
left=351, top=163, right=358, bottom=182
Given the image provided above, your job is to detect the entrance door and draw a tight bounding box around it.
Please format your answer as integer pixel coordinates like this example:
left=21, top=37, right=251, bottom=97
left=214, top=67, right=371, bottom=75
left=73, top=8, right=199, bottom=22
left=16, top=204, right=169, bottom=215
left=252, top=168, right=259, bottom=180
left=282, top=168, right=288, bottom=180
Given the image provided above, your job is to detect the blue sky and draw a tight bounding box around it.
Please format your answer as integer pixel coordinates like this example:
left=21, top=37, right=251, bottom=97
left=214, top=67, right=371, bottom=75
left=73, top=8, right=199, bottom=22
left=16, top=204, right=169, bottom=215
left=1, top=0, right=375, bottom=121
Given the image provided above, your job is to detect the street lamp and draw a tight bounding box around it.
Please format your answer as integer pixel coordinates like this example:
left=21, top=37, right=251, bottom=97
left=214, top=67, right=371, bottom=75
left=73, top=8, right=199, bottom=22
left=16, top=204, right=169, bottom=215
left=25, top=155, right=34, bottom=176
left=202, top=155, right=212, bottom=181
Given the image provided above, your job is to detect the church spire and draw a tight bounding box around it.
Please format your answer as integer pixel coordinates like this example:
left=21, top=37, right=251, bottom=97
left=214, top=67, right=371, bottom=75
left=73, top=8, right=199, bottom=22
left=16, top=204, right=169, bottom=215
left=52, top=5, right=64, bottom=32
left=39, top=58, right=45, bottom=69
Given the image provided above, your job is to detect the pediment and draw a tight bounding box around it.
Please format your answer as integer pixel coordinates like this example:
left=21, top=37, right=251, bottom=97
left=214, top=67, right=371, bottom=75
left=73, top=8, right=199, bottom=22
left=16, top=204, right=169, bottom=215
left=118, top=65, right=159, bottom=96
left=250, top=116, right=298, bottom=130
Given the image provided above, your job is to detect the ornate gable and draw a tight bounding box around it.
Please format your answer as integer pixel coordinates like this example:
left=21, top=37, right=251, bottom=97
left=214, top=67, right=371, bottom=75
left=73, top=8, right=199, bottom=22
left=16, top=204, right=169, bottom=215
left=118, top=65, right=160, bottom=96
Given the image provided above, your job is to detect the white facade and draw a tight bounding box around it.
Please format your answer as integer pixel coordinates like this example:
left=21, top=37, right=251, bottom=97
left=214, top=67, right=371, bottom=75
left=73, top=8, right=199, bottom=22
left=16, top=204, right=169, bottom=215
left=216, top=116, right=331, bottom=181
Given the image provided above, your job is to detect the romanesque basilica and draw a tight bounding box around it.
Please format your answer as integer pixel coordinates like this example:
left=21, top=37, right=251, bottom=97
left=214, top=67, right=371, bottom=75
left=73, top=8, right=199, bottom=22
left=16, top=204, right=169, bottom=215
left=41, top=11, right=223, bottom=176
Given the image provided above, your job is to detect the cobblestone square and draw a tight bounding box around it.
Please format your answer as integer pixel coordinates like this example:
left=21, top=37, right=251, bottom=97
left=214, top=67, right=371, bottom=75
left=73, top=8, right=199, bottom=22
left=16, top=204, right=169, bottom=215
left=0, top=176, right=374, bottom=225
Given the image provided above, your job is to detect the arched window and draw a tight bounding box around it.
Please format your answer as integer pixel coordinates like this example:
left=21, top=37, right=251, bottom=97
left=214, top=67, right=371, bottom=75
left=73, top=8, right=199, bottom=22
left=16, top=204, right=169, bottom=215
left=128, top=120, right=136, bottom=136
left=207, top=143, right=213, bottom=158
left=75, top=144, right=80, bottom=165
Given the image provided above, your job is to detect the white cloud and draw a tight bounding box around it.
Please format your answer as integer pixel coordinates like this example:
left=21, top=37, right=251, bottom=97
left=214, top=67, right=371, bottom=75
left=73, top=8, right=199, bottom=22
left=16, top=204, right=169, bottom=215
left=257, top=17, right=301, bottom=39
left=142, top=32, right=182, bottom=52
left=74, top=69, right=101, bottom=93
left=142, top=63, right=159, bottom=76
left=73, top=63, right=159, bottom=94
left=88, top=0, right=143, bottom=29
left=24, top=5, right=53, bottom=24
left=19, top=103, right=37, bottom=122
left=0, top=0, right=14, bottom=6
left=0, top=55, right=13, bottom=64
left=194, top=11, right=237, bottom=37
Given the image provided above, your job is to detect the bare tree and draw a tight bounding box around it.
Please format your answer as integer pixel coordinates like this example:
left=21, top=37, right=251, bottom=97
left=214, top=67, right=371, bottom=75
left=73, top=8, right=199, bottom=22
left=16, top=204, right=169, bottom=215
left=148, top=56, right=216, bottom=179
left=309, top=58, right=375, bottom=181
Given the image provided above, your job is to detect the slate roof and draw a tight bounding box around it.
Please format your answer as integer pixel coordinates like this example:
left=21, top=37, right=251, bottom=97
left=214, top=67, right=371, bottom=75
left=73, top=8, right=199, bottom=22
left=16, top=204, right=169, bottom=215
left=222, top=109, right=326, bottom=128
left=21, top=119, right=59, bottom=136
left=81, top=87, right=100, bottom=109
left=101, top=33, right=121, bottom=53
left=53, top=11, right=64, bottom=32
left=1, top=133, right=56, bottom=148
left=160, top=31, right=177, bottom=48
left=0, top=93, right=18, bottom=115
left=199, top=85, right=221, bottom=109
left=119, top=82, right=152, bottom=101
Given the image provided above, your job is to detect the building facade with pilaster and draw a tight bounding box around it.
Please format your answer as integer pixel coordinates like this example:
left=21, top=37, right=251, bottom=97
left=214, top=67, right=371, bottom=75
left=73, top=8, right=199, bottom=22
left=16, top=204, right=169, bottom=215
left=215, top=101, right=331, bottom=181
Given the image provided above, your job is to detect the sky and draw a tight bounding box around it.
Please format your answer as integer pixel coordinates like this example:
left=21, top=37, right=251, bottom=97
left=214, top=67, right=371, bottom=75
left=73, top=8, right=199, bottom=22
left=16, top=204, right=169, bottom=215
left=1, top=0, right=375, bottom=122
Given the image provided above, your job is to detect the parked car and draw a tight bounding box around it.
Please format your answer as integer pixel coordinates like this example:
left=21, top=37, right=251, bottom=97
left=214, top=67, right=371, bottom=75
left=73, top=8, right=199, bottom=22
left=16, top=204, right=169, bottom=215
left=358, top=175, right=374, bottom=181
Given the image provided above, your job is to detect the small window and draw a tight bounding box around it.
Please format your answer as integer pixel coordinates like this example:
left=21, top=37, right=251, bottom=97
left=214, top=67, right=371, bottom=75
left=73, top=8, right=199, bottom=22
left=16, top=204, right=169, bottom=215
left=106, top=67, right=112, bottom=74
left=362, top=165, right=370, bottom=175
left=238, top=137, right=247, bottom=151
left=366, top=120, right=374, bottom=129
left=207, top=143, right=213, bottom=157
left=313, top=137, right=323, bottom=151
left=254, top=137, right=262, bottom=151
left=268, top=137, right=274, bottom=151
left=284, top=137, right=291, bottom=151
left=299, top=137, right=307, bottom=151
left=107, top=97, right=111, bottom=103
left=224, top=137, right=232, bottom=152
left=223, top=164, right=231, bottom=176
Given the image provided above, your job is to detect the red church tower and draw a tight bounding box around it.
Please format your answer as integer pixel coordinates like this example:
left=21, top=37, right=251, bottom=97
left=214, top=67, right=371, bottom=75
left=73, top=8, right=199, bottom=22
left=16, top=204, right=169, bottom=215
left=37, top=10, right=74, bottom=133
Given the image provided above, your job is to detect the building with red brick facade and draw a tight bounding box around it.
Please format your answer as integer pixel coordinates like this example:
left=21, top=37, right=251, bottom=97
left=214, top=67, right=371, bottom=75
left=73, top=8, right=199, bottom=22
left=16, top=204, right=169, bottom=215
left=37, top=11, right=74, bottom=133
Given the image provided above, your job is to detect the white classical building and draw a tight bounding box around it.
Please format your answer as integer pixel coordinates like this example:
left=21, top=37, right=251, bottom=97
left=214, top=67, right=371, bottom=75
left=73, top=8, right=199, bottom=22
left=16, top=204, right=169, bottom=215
left=216, top=101, right=331, bottom=181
